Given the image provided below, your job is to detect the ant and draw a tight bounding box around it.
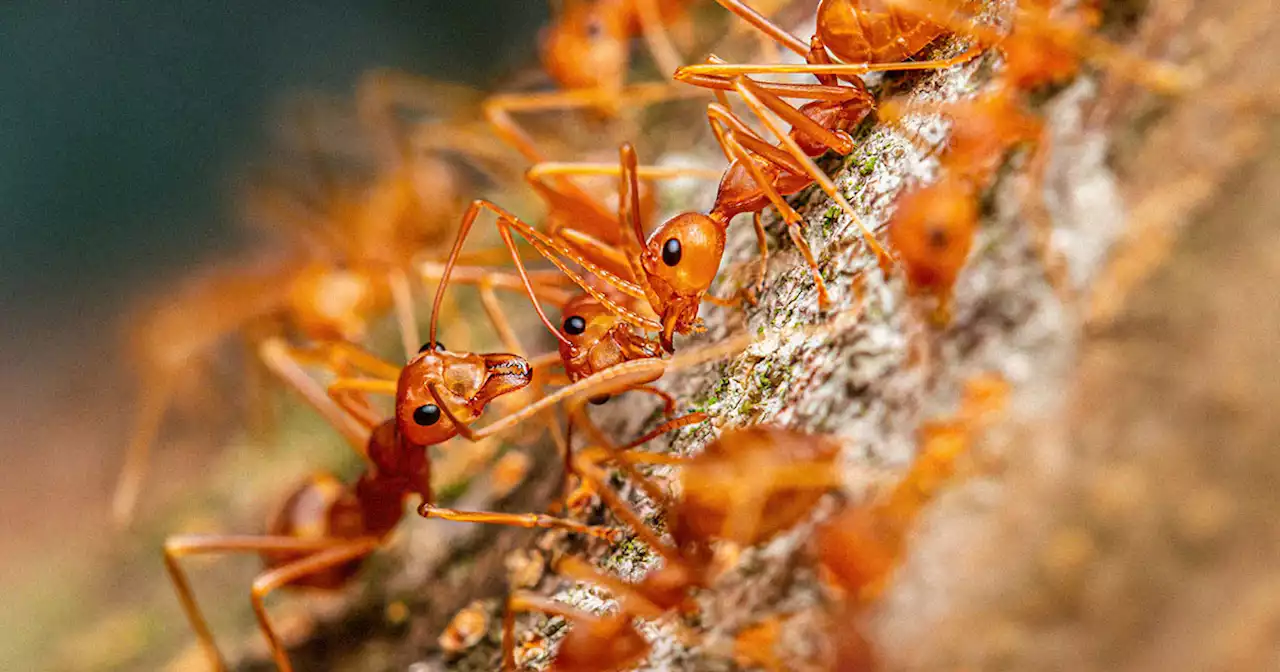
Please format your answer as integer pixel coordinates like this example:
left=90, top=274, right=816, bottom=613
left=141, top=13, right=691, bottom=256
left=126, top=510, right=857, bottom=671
left=110, top=71, right=513, bottom=526
left=870, top=0, right=1193, bottom=321
left=539, top=0, right=692, bottom=105
left=492, top=423, right=846, bottom=671
left=723, top=374, right=1008, bottom=671
left=659, top=0, right=1011, bottom=307
left=162, top=321, right=694, bottom=672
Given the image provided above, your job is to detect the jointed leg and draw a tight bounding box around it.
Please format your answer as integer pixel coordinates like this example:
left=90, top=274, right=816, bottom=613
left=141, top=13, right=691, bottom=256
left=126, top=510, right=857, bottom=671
left=387, top=268, right=420, bottom=360
left=163, top=535, right=378, bottom=672
left=249, top=539, right=381, bottom=672
left=675, top=49, right=985, bottom=79
left=718, top=122, right=833, bottom=307
left=111, top=370, right=176, bottom=527
left=483, top=83, right=706, bottom=166
left=733, top=77, right=894, bottom=275
left=258, top=338, right=370, bottom=454
left=417, top=502, right=621, bottom=541
left=710, top=0, right=810, bottom=58
left=633, top=0, right=685, bottom=77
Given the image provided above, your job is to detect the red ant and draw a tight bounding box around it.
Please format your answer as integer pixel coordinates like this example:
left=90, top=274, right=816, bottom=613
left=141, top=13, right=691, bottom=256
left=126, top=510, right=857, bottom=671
left=110, top=71, right=516, bottom=527
left=732, top=374, right=1009, bottom=671
left=539, top=0, right=693, bottom=103
left=870, top=0, right=1193, bottom=321
left=490, top=423, right=846, bottom=671
left=161, top=322, right=704, bottom=671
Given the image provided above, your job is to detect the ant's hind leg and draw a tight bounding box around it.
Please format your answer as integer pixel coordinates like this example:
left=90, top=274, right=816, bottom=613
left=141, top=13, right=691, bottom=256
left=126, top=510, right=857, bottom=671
left=258, top=338, right=372, bottom=453
left=732, top=78, right=894, bottom=275
left=111, top=371, right=176, bottom=527
left=162, top=535, right=375, bottom=672
left=710, top=0, right=810, bottom=58
left=249, top=539, right=381, bottom=672
left=634, top=0, right=685, bottom=77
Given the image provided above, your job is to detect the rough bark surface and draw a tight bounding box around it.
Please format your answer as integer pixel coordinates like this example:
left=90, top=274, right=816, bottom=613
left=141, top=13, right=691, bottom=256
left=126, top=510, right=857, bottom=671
left=225, top=0, right=1280, bottom=670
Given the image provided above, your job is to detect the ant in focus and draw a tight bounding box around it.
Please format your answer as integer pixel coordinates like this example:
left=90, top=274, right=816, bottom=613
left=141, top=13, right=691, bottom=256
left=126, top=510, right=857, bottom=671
left=111, top=71, right=517, bottom=527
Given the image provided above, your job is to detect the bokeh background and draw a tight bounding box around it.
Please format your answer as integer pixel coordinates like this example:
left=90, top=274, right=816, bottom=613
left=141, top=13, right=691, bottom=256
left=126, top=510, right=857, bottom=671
left=0, top=2, right=546, bottom=665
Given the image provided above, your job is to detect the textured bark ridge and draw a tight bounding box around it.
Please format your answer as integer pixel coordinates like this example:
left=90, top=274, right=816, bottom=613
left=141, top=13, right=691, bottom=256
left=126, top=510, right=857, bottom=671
left=237, top=0, right=1280, bottom=669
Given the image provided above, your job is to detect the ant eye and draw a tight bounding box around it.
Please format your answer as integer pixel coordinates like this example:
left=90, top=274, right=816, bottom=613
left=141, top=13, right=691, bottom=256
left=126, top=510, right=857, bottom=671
left=662, top=238, right=682, bottom=266
left=927, top=227, right=950, bottom=250
left=586, top=19, right=604, bottom=40
left=418, top=341, right=446, bottom=353
left=413, top=404, right=442, bottom=426
left=563, top=315, right=587, bottom=335
left=589, top=395, right=611, bottom=406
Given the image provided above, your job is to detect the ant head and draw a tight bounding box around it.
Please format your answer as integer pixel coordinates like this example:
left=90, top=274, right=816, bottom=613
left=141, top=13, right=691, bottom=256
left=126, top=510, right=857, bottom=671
left=288, top=264, right=381, bottom=341
left=395, top=347, right=531, bottom=446
left=887, top=176, right=978, bottom=293
left=558, top=294, right=664, bottom=382
left=640, top=212, right=726, bottom=351
left=539, top=1, right=629, bottom=93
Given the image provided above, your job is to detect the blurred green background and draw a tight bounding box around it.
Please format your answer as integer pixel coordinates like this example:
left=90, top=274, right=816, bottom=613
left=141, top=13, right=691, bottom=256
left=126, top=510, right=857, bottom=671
left=0, top=2, right=546, bottom=666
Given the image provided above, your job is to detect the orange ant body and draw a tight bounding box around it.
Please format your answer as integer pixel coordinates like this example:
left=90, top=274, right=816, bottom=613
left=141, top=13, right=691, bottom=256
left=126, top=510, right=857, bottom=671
left=110, top=72, right=514, bottom=526
left=162, top=298, right=697, bottom=672
left=877, top=0, right=1188, bottom=320
left=494, top=424, right=844, bottom=671
left=808, top=374, right=1007, bottom=670
left=540, top=0, right=692, bottom=100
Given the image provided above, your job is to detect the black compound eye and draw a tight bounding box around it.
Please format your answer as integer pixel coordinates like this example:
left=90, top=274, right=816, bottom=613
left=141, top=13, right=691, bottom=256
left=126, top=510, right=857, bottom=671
left=662, top=238, right=682, bottom=266
left=589, top=395, right=611, bottom=406
left=563, top=315, right=587, bottom=336
left=413, top=404, right=442, bottom=426
left=418, top=341, right=447, bottom=354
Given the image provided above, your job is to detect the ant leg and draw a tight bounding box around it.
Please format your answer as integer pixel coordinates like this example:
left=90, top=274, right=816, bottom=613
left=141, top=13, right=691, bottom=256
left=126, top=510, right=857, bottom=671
left=287, top=339, right=402, bottom=379
left=483, top=83, right=706, bottom=165
left=417, top=501, right=620, bottom=541
left=571, top=451, right=685, bottom=567
left=674, top=46, right=985, bottom=79
left=111, top=370, right=176, bottom=527
left=633, top=0, right=684, bottom=77
left=556, top=555, right=670, bottom=621
left=162, top=535, right=377, bottom=672
left=431, top=199, right=659, bottom=341
left=249, top=539, right=382, bottom=671
left=420, top=262, right=577, bottom=302
left=732, top=77, right=894, bottom=275
left=717, top=124, right=833, bottom=307
left=258, top=338, right=371, bottom=453
left=354, top=69, right=489, bottom=165
left=709, top=0, right=810, bottom=58
left=629, top=384, right=677, bottom=416
left=433, top=330, right=757, bottom=442
left=503, top=592, right=600, bottom=671
left=387, top=268, right=420, bottom=360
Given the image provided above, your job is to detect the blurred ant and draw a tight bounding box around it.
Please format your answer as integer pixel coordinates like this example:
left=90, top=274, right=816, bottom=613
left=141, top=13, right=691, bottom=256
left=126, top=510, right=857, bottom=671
left=871, top=0, right=1193, bottom=321
left=110, top=71, right=513, bottom=526
left=493, top=424, right=845, bottom=670
left=540, top=0, right=693, bottom=103
left=734, top=374, right=1009, bottom=670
